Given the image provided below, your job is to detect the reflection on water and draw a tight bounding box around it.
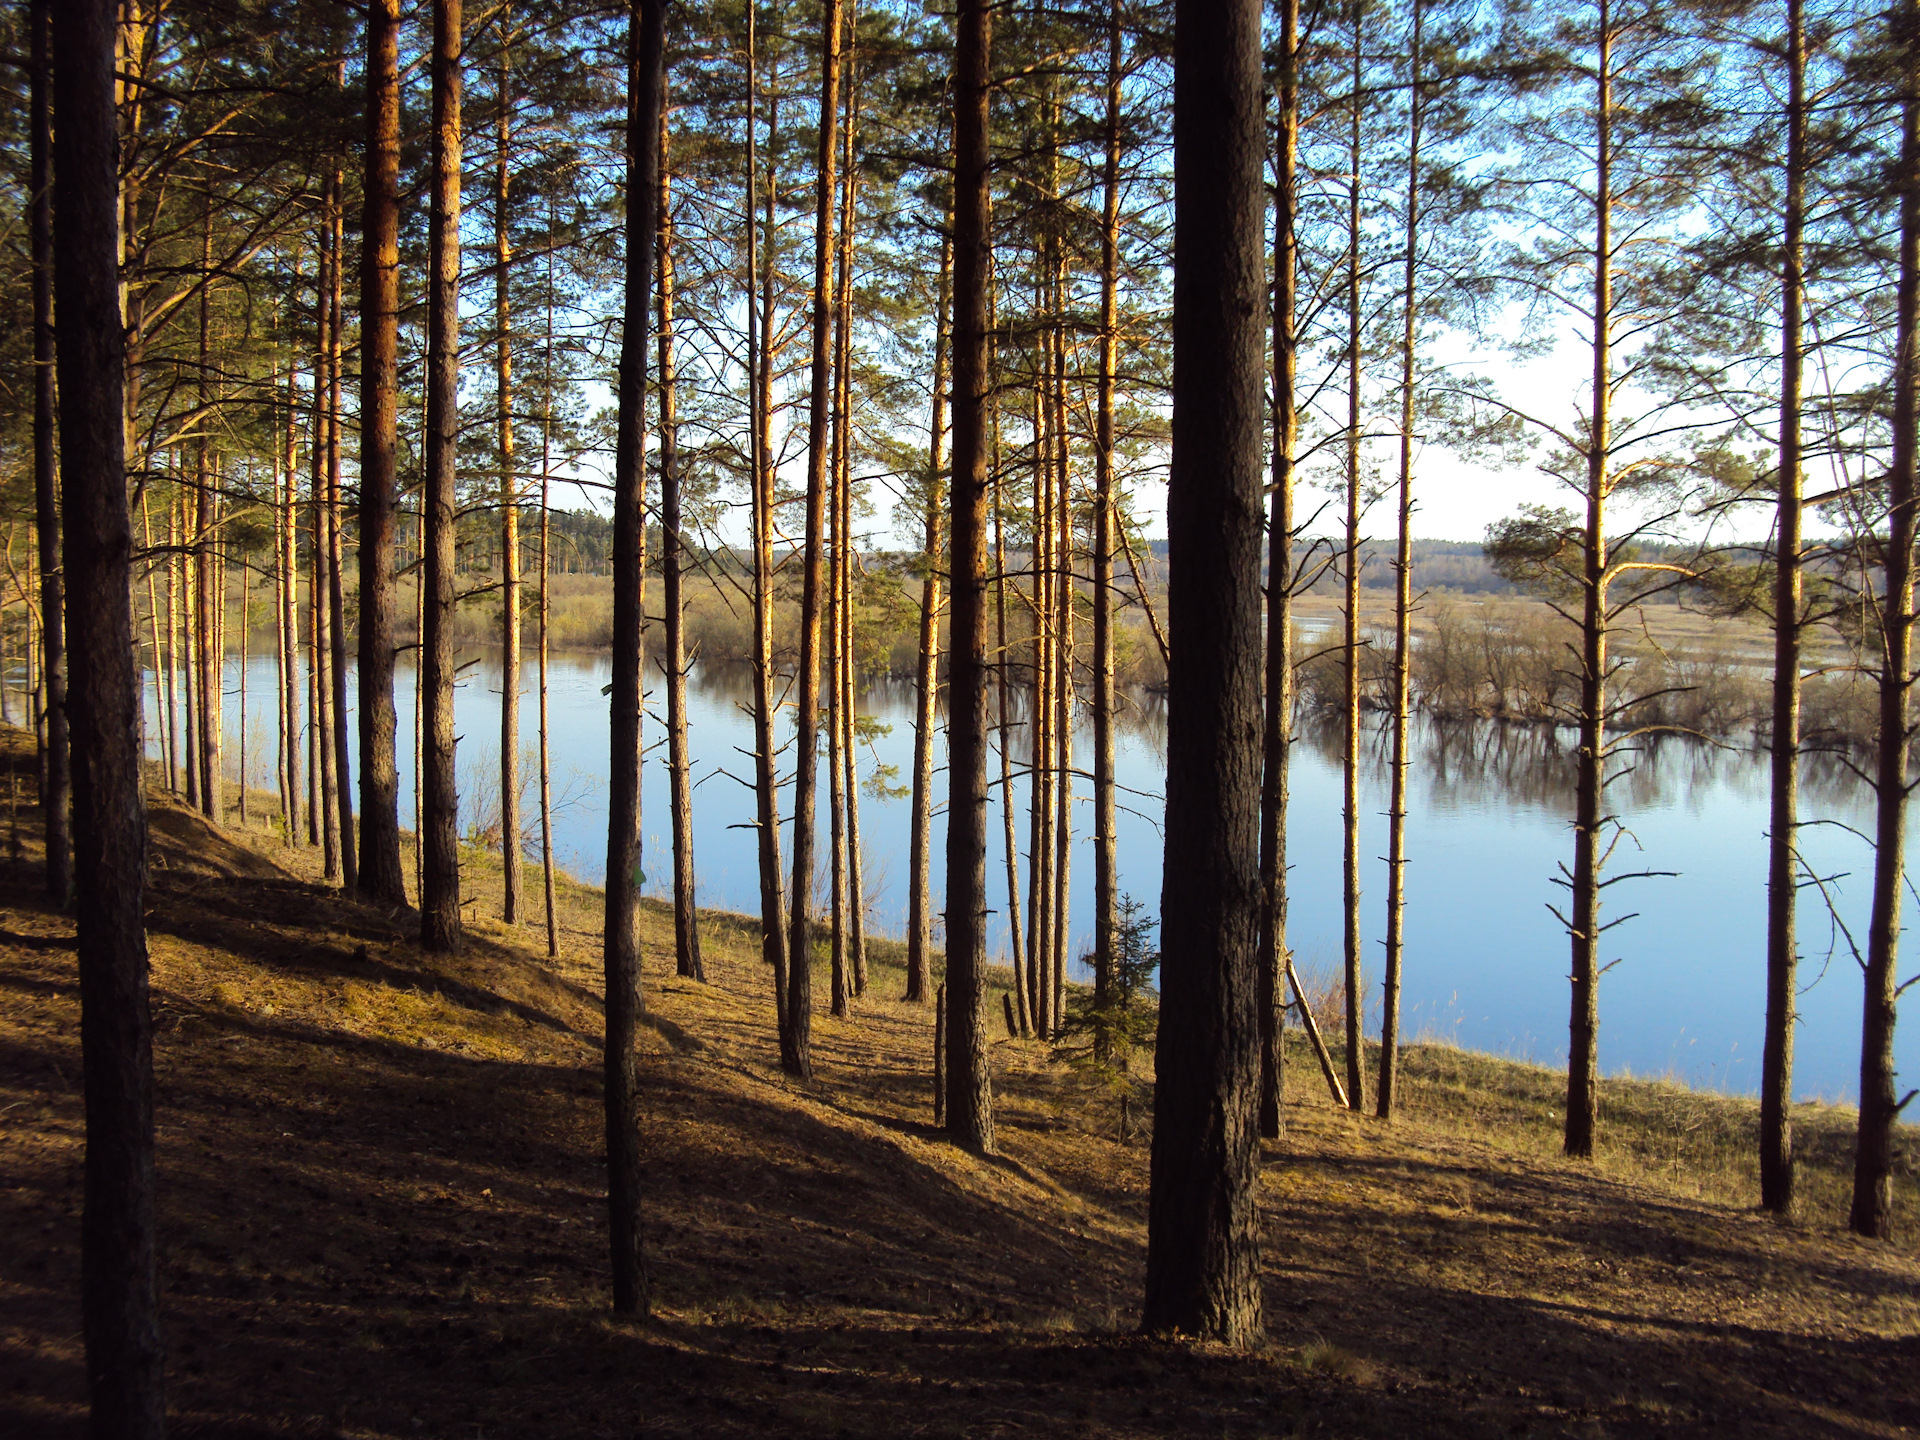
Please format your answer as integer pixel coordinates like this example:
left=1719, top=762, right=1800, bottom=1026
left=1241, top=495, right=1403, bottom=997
left=155, top=651, right=1912, bottom=1105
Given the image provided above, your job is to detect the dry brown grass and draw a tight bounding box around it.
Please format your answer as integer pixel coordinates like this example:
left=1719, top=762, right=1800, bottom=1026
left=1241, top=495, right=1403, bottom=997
left=2, top=743, right=1917, bottom=1437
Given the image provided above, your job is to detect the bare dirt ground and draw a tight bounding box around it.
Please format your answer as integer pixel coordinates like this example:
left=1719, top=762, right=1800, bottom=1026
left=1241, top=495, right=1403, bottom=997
left=3, top=777, right=1918, bottom=1438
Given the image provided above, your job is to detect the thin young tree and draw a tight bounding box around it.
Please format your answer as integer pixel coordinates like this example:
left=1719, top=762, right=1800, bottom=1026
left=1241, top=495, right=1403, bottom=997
left=1091, top=0, right=1122, bottom=1058
left=55, top=0, right=163, bottom=1426
left=658, top=86, right=704, bottom=982
left=1378, top=0, right=1424, bottom=1122
left=1143, top=0, right=1265, bottom=1344
left=945, top=0, right=996, bottom=1152
left=1259, top=0, right=1301, bottom=1134
left=784, top=0, right=848, bottom=1079
left=496, top=23, right=524, bottom=926
left=604, top=0, right=667, bottom=1315
left=906, top=224, right=952, bottom=1006
left=29, top=0, right=70, bottom=906
left=421, top=0, right=465, bottom=952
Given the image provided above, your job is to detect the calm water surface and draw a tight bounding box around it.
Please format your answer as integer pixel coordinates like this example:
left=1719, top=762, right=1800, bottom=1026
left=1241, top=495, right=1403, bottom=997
left=157, top=650, right=1915, bottom=1105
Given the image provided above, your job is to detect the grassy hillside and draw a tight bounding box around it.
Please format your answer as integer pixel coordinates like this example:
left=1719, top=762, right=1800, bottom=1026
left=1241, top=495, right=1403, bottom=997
left=2, top=763, right=1917, bottom=1436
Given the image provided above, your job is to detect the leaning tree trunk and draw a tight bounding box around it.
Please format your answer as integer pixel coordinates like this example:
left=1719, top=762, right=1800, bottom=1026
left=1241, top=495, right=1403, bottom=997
left=421, top=0, right=464, bottom=953
left=1379, top=0, right=1422, bottom=1123
left=944, top=0, right=996, bottom=1152
left=784, top=0, right=847, bottom=1079
left=604, top=0, right=665, bottom=1314
left=657, top=97, right=704, bottom=981
left=54, top=0, right=164, bottom=1427
left=906, top=227, right=952, bottom=1005
left=1760, top=0, right=1806, bottom=1217
left=29, top=0, right=70, bottom=906
left=1144, top=0, right=1264, bottom=1346
left=1850, top=4, right=1920, bottom=1239
left=1258, top=0, right=1299, bottom=1135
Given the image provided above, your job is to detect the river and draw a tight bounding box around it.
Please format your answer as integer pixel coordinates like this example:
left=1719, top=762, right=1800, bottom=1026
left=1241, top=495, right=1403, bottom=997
left=150, top=649, right=1915, bottom=1105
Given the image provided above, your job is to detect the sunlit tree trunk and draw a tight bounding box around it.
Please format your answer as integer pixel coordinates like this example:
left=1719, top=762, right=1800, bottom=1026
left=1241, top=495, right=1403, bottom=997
left=785, top=0, right=847, bottom=1079
left=1339, top=14, right=1367, bottom=1114
left=29, top=0, right=69, bottom=903
left=196, top=207, right=223, bottom=825
left=1378, top=0, right=1422, bottom=1123
left=1850, top=0, right=1920, bottom=1239
left=497, top=31, right=523, bottom=925
left=358, top=0, right=405, bottom=899
left=281, top=356, right=302, bottom=846
left=907, top=227, right=952, bottom=1005
left=310, top=223, right=340, bottom=877
left=539, top=216, right=560, bottom=956
left=657, top=96, right=703, bottom=980
left=421, top=0, right=464, bottom=952
left=1091, top=3, right=1121, bottom=1052
left=326, top=178, right=357, bottom=887
left=1258, top=0, right=1299, bottom=1136
left=746, top=9, right=791, bottom=1040
left=945, top=0, right=996, bottom=1151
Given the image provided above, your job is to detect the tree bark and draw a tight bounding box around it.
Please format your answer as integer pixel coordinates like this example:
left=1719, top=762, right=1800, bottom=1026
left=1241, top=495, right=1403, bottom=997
left=326, top=179, right=357, bottom=888
left=1340, top=16, right=1366, bottom=1114
left=497, top=32, right=522, bottom=926
left=197, top=207, right=223, bottom=825
left=1760, top=0, right=1805, bottom=1217
left=605, top=0, right=665, bottom=1314
left=358, top=0, right=406, bottom=901
left=1143, top=0, right=1264, bottom=1345
left=1850, top=0, right=1920, bottom=1239
left=1566, top=7, right=1613, bottom=1160
left=657, top=95, right=704, bottom=981
left=944, top=0, right=996, bottom=1152
left=1092, top=2, right=1121, bottom=1057
left=311, top=235, right=340, bottom=878
left=746, top=8, right=792, bottom=1041
left=1258, top=0, right=1299, bottom=1138
left=907, top=226, right=952, bottom=1005
left=784, top=0, right=847, bottom=1079
left=55, top=0, right=164, bottom=1426
left=30, top=0, right=69, bottom=904
left=1379, top=0, right=1422, bottom=1122
left=421, top=0, right=465, bottom=952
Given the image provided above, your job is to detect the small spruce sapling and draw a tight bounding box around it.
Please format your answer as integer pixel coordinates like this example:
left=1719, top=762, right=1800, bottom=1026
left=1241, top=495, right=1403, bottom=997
left=1053, top=894, right=1158, bottom=1140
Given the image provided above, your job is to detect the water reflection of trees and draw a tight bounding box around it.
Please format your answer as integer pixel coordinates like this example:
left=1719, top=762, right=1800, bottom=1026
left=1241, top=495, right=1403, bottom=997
left=1296, top=713, right=1873, bottom=820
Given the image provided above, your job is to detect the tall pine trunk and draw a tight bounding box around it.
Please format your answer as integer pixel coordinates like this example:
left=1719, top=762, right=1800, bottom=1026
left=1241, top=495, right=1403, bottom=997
left=497, top=35, right=523, bottom=925
left=1565, top=9, right=1613, bottom=1160
left=421, top=0, right=464, bottom=952
left=1378, top=0, right=1422, bottom=1122
left=785, top=0, right=847, bottom=1079
left=1849, top=0, right=1920, bottom=1239
left=1144, top=0, right=1264, bottom=1345
left=945, top=0, right=996, bottom=1151
left=358, top=0, right=406, bottom=900
left=326, top=180, right=357, bottom=887
left=55, top=0, right=164, bottom=1425
left=1259, top=0, right=1299, bottom=1135
left=657, top=96, right=704, bottom=981
left=1760, top=0, right=1805, bottom=1216
left=746, top=9, right=791, bottom=1040
left=906, top=227, right=952, bottom=1005
left=1339, top=12, right=1366, bottom=1114
left=30, top=0, right=69, bottom=903
left=1091, top=3, right=1121, bottom=1052
left=604, top=0, right=665, bottom=1313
